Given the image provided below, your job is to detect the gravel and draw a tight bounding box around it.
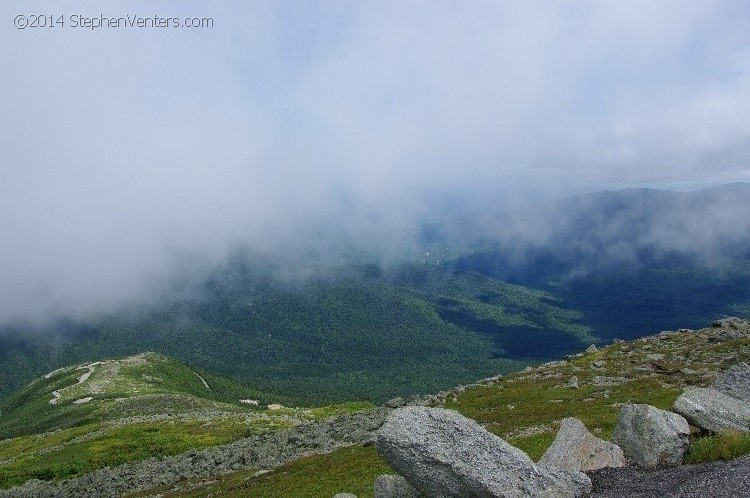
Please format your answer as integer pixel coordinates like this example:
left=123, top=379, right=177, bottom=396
left=590, top=454, right=750, bottom=497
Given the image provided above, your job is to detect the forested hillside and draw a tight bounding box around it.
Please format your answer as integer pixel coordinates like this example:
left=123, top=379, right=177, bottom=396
left=3, top=185, right=749, bottom=406
left=450, top=184, right=750, bottom=339
left=0, top=262, right=591, bottom=405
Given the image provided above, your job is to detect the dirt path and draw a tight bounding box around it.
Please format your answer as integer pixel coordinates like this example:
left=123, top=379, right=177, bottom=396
left=48, top=363, right=97, bottom=404
left=194, top=370, right=210, bottom=389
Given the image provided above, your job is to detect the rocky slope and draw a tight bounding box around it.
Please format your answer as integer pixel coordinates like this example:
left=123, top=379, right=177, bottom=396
left=0, top=409, right=388, bottom=498
left=137, top=317, right=750, bottom=497
left=0, top=352, right=371, bottom=493
left=2, top=318, right=750, bottom=497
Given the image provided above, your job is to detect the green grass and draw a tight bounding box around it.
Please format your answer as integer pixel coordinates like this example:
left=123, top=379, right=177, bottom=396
left=124, top=324, right=750, bottom=497
left=0, top=351, right=367, bottom=490
left=124, top=444, right=392, bottom=498
left=685, top=431, right=750, bottom=464
left=0, top=373, right=379, bottom=491
left=308, top=401, right=376, bottom=419
left=446, top=332, right=750, bottom=460
left=8, top=322, right=750, bottom=496
left=0, top=420, right=249, bottom=489
left=448, top=375, right=682, bottom=460
left=0, top=352, right=276, bottom=439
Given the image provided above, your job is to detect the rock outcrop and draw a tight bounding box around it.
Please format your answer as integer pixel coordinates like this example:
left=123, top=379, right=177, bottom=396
left=539, top=417, right=625, bottom=472
left=373, top=474, right=421, bottom=498
left=673, top=387, right=750, bottom=432
left=385, top=397, right=407, bottom=408
left=376, top=406, right=591, bottom=497
left=713, top=362, right=750, bottom=403
left=611, top=404, right=690, bottom=469
left=710, top=317, right=750, bottom=342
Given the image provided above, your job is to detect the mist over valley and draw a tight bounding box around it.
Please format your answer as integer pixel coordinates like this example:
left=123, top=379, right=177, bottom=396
left=3, top=2, right=750, bottom=495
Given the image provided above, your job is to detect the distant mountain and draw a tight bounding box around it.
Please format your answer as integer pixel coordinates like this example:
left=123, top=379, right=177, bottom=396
left=439, top=183, right=750, bottom=272
left=451, top=183, right=750, bottom=338
left=2, top=184, right=748, bottom=409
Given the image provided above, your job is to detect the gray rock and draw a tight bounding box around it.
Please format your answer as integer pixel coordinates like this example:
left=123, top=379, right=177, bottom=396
left=586, top=344, right=599, bottom=353
left=373, top=475, right=422, bottom=497
left=709, top=318, right=750, bottom=342
left=673, top=387, right=750, bottom=432
left=567, top=376, right=580, bottom=389
left=385, top=397, right=406, bottom=408
left=406, top=395, right=432, bottom=407
left=611, top=404, right=690, bottom=469
left=333, top=494, right=359, bottom=498
left=376, top=406, right=591, bottom=497
left=592, top=376, right=627, bottom=386
left=565, top=353, right=584, bottom=360
left=539, top=418, right=625, bottom=472
left=712, top=317, right=746, bottom=328
left=713, top=362, right=750, bottom=403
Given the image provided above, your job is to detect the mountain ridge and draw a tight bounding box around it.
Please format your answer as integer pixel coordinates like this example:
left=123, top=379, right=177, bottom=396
left=2, top=318, right=750, bottom=497
left=2, top=185, right=750, bottom=407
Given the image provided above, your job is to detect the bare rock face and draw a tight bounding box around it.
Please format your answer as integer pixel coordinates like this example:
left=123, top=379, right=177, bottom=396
left=611, top=404, right=690, bottom=469
left=673, top=387, right=750, bottom=433
left=539, top=417, right=625, bottom=472
left=376, top=406, right=591, bottom=498
left=373, top=474, right=422, bottom=498
left=713, top=362, right=750, bottom=404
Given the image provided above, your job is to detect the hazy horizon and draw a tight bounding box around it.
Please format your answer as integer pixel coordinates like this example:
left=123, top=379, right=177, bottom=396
left=2, top=1, right=750, bottom=326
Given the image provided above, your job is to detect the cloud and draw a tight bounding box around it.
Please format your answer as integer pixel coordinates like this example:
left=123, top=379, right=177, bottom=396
left=1, top=0, right=749, bottom=324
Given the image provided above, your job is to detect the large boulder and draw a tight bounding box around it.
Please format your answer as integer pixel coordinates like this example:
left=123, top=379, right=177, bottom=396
left=673, top=387, right=750, bottom=432
left=376, top=406, right=591, bottom=497
left=539, top=417, right=625, bottom=472
left=373, top=474, right=421, bottom=497
left=713, top=363, right=750, bottom=403
left=611, top=404, right=690, bottom=469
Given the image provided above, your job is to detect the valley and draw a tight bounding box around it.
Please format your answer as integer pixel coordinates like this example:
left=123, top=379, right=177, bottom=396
left=6, top=3, right=750, bottom=495
left=1, top=185, right=749, bottom=496
left=2, top=185, right=749, bottom=409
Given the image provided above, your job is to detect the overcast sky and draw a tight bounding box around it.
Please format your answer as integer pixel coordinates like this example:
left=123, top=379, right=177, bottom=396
left=2, top=1, right=749, bottom=325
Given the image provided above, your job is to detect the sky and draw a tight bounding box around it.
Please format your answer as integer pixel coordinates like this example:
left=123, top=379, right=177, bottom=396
left=1, top=0, right=750, bottom=325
